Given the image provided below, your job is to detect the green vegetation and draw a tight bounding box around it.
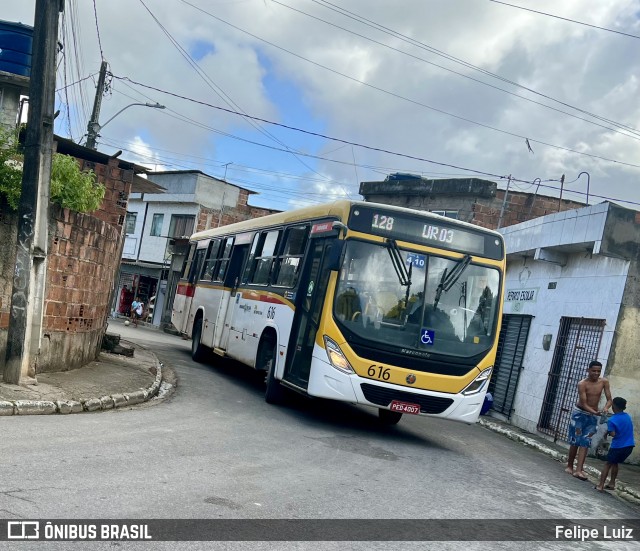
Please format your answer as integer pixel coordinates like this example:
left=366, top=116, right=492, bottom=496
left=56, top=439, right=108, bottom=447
left=0, top=128, right=105, bottom=212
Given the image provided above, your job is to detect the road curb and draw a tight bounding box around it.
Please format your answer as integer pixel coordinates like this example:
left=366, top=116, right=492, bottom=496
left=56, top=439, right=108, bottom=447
left=479, top=417, right=640, bottom=504
left=0, top=358, right=163, bottom=416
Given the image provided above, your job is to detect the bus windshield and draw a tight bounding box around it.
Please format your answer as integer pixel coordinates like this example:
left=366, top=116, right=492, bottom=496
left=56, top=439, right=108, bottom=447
left=333, top=239, right=501, bottom=358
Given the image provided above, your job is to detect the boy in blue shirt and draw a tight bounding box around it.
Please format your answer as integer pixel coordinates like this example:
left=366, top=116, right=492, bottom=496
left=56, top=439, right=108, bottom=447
left=596, top=397, right=635, bottom=491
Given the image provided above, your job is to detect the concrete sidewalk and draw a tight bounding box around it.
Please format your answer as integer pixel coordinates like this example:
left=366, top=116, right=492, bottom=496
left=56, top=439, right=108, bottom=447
left=0, top=338, right=167, bottom=415
left=479, top=416, right=640, bottom=506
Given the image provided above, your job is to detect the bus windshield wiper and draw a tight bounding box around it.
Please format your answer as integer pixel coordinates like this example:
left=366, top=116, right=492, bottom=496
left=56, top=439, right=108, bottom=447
left=386, top=239, right=411, bottom=287
left=386, top=239, right=413, bottom=318
left=434, top=254, right=472, bottom=308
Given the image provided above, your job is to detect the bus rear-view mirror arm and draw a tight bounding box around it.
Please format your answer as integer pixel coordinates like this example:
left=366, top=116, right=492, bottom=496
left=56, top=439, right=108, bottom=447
left=326, top=239, right=346, bottom=271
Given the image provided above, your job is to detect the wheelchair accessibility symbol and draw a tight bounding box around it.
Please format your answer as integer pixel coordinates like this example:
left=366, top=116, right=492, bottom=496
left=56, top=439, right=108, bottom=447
left=420, top=329, right=435, bottom=345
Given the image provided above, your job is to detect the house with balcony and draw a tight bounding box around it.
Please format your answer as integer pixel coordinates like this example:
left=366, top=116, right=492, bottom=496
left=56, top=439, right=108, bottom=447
left=116, top=170, right=277, bottom=326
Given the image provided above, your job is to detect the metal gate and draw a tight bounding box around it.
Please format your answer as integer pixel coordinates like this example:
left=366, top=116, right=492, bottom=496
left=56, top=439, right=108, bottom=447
left=537, top=317, right=605, bottom=442
left=489, top=314, right=532, bottom=417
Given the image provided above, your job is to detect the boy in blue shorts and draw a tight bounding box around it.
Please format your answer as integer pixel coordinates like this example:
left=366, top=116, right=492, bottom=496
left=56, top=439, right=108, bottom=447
left=595, top=397, right=635, bottom=491
left=566, top=360, right=612, bottom=480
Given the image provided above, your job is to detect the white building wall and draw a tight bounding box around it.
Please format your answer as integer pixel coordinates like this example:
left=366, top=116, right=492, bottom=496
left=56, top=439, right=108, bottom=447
left=138, top=202, right=199, bottom=263
left=504, top=254, right=628, bottom=433
left=122, top=201, right=146, bottom=259
left=499, top=204, right=629, bottom=434
left=194, top=173, right=240, bottom=210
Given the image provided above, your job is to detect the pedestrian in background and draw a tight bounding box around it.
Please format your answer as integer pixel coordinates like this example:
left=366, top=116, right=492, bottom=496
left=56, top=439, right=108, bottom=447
left=130, top=297, right=144, bottom=328
left=565, top=360, right=612, bottom=481
left=596, top=397, right=635, bottom=492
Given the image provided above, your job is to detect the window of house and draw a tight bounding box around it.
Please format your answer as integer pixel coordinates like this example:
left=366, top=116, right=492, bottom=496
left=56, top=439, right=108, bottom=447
left=245, top=230, right=281, bottom=285
left=202, top=239, right=221, bottom=281
left=169, top=215, right=196, bottom=238
left=214, top=237, right=235, bottom=282
left=273, top=226, right=309, bottom=287
left=125, top=212, right=137, bottom=234
left=431, top=210, right=459, bottom=220
left=150, top=213, right=164, bottom=236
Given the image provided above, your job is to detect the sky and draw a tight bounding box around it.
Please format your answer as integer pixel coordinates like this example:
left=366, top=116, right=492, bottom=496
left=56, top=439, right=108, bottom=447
left=3, top=0, right=640, bottom=212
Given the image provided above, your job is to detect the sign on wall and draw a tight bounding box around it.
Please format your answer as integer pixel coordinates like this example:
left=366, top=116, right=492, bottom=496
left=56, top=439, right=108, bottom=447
left=505, top=287, right=539, bottom=313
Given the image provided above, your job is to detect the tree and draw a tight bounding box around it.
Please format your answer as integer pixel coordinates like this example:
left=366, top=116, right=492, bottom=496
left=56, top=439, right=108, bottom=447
left=0, top=128, right=105, bottom=212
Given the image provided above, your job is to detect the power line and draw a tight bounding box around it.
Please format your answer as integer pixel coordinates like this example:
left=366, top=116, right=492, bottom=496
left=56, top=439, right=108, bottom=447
left=99, top=136, right=640, bottom=210
left=307, top=0, right=640, bottom=137
left=103, top=86, right=490, bottom=183
left=99, top=138, right=340, bottom=206
left=138, top=0, right=347, bottom=196
left=64, top=1, right=91, bottom=140
left=55, top=72, right=97, bottom=93
left=92, top=0, right=104, bottom=59
left=272, top=0, right=640, bottom=141
left=111, top=74, right=640, bottom=171
left=107, top=81, right=422, bottom=182
left=177, top=0, right=640, bottom=159
left=488, top=0, right=640, bottom=40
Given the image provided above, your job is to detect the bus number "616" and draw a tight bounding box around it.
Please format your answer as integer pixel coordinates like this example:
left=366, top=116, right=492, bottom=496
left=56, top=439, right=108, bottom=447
left=368, top=364, right=390, bottom=380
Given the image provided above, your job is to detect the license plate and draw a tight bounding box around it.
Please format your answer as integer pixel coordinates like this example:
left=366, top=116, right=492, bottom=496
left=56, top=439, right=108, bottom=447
left=389, top=400, right=421, bottom=415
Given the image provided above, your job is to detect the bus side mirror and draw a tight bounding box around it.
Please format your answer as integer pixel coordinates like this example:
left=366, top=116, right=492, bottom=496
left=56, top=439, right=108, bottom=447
left=326, top=240, right=345, bottom=271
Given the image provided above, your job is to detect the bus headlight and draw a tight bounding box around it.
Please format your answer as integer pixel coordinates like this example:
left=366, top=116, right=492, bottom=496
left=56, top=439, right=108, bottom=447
left=462, top=368, right=492, bottom=395
left=323, top=336, right=355, bottom=374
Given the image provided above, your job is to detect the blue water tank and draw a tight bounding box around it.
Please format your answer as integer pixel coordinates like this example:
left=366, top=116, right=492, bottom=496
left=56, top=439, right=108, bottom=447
left=0, top=20, right=34, bottom=78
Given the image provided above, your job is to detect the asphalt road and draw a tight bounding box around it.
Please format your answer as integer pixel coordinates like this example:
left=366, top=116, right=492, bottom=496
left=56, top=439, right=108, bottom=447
left=1, top=320, right=638, bottom=550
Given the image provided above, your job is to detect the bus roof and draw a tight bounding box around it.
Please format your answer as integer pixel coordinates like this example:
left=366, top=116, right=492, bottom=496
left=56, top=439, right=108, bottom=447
left=190, top=199, right=503, bottom=241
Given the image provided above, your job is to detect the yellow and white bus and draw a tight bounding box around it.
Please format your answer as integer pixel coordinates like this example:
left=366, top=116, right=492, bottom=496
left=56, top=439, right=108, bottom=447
left=172, top=200, right=505, bottom=424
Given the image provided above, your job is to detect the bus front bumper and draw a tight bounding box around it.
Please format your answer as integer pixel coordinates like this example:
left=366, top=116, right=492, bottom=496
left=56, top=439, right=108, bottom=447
left=306, top=346, right=485, bottom=423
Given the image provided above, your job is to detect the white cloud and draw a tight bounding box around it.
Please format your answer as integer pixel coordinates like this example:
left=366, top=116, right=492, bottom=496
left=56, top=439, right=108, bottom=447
left=3, top=0, right=639, bottom=210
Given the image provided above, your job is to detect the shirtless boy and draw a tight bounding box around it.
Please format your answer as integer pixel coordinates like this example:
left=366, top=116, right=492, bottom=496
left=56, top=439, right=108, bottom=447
left=566, top=360, right=612, bottom=480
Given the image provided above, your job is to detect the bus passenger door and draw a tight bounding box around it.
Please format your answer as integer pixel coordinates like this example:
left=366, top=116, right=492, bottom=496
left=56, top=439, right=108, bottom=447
left=283, top=237, right=335, bottom=389
left=177, top=244, right=206, bottom=335
left=214, top=243, right=250, bottom=351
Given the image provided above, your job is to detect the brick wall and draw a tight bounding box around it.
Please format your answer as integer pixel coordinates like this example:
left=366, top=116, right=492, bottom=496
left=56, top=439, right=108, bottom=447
left=81, top=157, right=132, bottom=228
left=361, top=179, right=586, bottom=230
left=195, top=202, right=279, bottom=233
left=0, top=156, right=132, bottom=374
left=473, top=190, right=585, bottom=229
left=36, top=205, right=121, bottom=371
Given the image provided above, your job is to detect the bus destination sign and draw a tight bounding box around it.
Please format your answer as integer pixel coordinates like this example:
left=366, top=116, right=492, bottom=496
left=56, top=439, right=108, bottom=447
left=348, top=207, right=503, bottom=259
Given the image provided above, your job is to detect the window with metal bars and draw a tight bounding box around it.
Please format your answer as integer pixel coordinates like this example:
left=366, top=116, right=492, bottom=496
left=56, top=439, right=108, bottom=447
left=537, top=317, right=605, bottom=442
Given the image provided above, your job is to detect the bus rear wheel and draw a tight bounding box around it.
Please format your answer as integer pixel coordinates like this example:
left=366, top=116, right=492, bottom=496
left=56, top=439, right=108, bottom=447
left=378, top=408, right=403, bottom=425
left=261, top=337, right=285, bottom=404
left=191, top=318, right=207, bottom=363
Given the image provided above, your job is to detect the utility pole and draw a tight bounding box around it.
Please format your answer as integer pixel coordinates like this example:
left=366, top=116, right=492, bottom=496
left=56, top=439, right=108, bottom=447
left=85, top=60, right=108, bottom=150
left=4, top=0, right=64, bottom=384
left=496, top=175, right=512, bottom=229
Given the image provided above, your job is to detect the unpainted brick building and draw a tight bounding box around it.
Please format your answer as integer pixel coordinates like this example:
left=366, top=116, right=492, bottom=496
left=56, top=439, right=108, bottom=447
left=359, top=177, right=586, bottom=229
left=0, top=138, right=157, bottom=374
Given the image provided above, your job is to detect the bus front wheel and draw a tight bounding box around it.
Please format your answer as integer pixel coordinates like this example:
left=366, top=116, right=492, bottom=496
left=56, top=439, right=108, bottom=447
left=378, top=408, right=403, bottom=425
left=191, top=318, right=207, bottom=363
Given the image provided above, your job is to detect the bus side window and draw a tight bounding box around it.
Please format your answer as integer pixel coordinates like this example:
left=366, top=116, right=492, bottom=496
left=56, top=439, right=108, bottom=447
left=202, top=240, right=221, bottom=281
left=189, top=248, right=207, bottom=284
left=273, top=225, right=309, bottom=288
left=213, top=237, right=235, bottom=282
left=180, top=244, right=196, bottom=279
left=245, top=230, right=282, bottom=286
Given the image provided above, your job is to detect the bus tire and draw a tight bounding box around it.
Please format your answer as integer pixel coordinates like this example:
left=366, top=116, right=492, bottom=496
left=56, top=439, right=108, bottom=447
left=191, top=318, right=207, bottom=363
left=378, top=408, right=402, bottom=425
left=261, top=338, right=285, bottom=404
